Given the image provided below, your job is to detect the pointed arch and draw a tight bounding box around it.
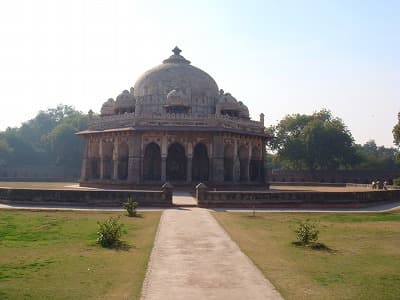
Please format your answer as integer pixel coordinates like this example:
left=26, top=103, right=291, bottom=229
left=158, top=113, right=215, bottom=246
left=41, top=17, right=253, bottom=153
left=192, top=143, right=209, bottom=182
left=250, top=146, right=262, bottom=182
left=238, top=144, right=249, bottom=182
left=166, top=143, right=187, bottom=181
left=224, top=144, right=234, bottom=181
left=143, top=142, right=161, bottom=181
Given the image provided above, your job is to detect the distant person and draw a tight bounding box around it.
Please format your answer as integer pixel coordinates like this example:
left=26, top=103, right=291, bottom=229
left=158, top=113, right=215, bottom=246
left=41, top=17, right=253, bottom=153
left=383, top=181, right=388, bottom=190
left=376, top=180, right=382, bottom=190
left=372, top=181, right=376, bottom=189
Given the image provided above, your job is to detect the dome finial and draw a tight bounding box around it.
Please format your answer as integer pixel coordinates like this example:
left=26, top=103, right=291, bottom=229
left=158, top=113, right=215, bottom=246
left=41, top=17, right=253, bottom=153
left=172, top=46, right=182, bottom=56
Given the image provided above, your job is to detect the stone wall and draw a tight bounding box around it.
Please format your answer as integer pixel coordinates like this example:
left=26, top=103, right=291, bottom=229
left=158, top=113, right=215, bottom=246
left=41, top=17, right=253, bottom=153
left=0, top=185, right=173, bottom=207
left=269, top=170, right=400, bottom=185
left=196, top=184, right=400, bottom=208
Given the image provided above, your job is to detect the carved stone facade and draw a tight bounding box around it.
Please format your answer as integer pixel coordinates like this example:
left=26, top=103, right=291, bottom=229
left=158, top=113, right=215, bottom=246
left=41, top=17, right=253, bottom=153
left=77, top=47, right=268, bottom=187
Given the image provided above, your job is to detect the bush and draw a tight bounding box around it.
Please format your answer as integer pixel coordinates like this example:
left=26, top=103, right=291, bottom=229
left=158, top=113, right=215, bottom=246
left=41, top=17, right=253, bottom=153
left=393, top=177, right=400, bottom=186
left=123, top=196, right=139, bottom=217
left=97, top=217, right=124, bottom=248
left=295, top=220, right=319, bottom=245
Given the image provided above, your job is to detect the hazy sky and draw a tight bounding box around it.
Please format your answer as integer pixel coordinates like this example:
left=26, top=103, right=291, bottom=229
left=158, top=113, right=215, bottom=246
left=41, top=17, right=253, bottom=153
left=0, top=0, right=399, bottom=147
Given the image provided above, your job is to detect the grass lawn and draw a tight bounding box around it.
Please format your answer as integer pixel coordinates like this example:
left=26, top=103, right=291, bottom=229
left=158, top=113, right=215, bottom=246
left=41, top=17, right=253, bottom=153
left=0, top=209, right=161, bottom=299
left=213, top=210, right=400, bottom=300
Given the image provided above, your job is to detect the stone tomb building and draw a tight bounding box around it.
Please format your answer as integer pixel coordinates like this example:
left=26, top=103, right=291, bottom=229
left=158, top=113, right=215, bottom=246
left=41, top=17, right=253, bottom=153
left=78, top=47, right=268, bottom=188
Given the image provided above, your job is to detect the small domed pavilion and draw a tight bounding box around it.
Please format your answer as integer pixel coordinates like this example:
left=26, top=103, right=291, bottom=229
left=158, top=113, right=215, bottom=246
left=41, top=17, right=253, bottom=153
left=77, top=47, right=269, bottom=188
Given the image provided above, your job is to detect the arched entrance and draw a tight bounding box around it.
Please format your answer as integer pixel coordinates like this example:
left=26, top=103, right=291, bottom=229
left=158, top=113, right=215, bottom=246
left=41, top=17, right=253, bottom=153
left=192, top=143, right=209, bottom=182
left=143, top=142, right=161, bottom=181
left=239, top=145, right=249, bottom=182
left=102, top=142, right=114, bottom=179
left=89, top=142, right=100, bottom=179
left=224, top=144, right=234, bottom=181
left=250, top=146, right=262, bottom=182
left=166, top=143, right=187, bottom=181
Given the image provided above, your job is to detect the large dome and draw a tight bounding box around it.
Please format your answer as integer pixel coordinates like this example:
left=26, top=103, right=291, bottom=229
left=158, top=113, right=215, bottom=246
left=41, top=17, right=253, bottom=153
left=133, top=47, right=219, bottom=116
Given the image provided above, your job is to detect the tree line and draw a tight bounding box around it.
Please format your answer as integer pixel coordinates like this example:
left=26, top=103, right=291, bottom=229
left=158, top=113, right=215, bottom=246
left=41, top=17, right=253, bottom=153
left=267, top=109, right=400, bottom=172
left=0, top=105, right=399, bottom=173
left=0, top=105, right=87, bottom=170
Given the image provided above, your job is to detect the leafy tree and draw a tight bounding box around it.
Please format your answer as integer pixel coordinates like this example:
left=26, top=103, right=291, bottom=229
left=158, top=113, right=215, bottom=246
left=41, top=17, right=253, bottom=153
left=393, top=112, right=400, bottom=146
left=46, top=113, right=87, bottom=167
left=267, top=109, right=359, bottom=172
left=0, top=136, right=13, bottom=166
left=353, top=140, right=399, bottom=170
left=0, top=104, right=86, bottom=169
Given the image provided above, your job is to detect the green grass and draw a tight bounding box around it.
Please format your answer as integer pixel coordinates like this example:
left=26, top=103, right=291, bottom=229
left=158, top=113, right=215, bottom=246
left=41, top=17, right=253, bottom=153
left=0, top=209, right=161, bottom=299
left=213, top=210, right=400, bottom=300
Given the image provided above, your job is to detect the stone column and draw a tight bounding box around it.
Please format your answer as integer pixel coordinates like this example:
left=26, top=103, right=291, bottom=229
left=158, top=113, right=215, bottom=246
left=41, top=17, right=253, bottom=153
left=186, top=142, right=193, bottom=183
left=207, top=143, right=213, bottom=181
left=161, top=135, right=168, bottom=182
left=187, top=156, right=192, bottom=183
left=211, top=135, right=224, bottom=182
left=262, top=140, right=269, bottom=187
left=233, top=140, right=239, bottom=182
left=99, top=138, right=104, bottom=180
left=246, top=143, right=252, bottom=182
left=113, top=138, right=119, bottom=180
left=161, top=156, right=167, bottom=182
left=80, top=138, right=90, bottom=181
left=127, top=132, right=142, bottom=184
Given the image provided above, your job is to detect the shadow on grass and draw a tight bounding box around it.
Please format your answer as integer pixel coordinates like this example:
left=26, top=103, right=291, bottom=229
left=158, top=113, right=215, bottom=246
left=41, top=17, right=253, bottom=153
left=102, top=241, right=136, bottom=251
left=124, top=213, right=144, bottom=218
left=292, top=241, right=336, bottom=253
left=245, top=215, right=262, bottom=218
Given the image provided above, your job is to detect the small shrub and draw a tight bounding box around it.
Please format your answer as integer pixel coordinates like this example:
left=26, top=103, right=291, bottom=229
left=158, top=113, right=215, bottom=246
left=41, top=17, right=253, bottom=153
left=97, top=217, right=124, bottom=248
left=393, top=177, right=400, bottom=187
left=295, top=220, right=319, bottom=245
left=123, top=196, right=139, bottom=217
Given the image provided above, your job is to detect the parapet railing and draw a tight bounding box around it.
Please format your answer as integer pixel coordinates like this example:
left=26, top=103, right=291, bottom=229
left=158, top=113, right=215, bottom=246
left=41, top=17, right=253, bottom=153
left=88, top=112, right=264, bottom=133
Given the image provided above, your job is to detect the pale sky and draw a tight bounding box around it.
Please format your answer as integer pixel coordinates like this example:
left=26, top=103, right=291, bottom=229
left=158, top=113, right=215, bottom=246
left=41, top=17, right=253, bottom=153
left=0, top=0, right=399, bottom=147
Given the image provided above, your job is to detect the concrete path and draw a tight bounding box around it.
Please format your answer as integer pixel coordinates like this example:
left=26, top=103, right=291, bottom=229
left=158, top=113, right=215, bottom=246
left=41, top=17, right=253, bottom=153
left=172, top=191, right=197, bottom=206
left=141, top=207, right=283, bottom=300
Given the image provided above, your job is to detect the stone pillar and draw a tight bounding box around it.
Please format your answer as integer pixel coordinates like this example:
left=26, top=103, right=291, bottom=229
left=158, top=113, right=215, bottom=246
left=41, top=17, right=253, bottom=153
left=187, top=156, right=192, bottom=183
left=262, top=140, right=269, bottom=187
left=233, top=140, right=239, bottom=182
left=246, top=143, right=252, bottom=182
left=161, top=182, right=173, bottom=206
left=113, top=139, right=119, bottom=180
left=128, top=132, right=142, bottom=184
left=212, top=134, right=224, bottom=182
left=80, top=138, right=90, bottom=181
left=186, top=142, right=193, bottom=183
left=207, top=143, right=213, bottom=181
left=161, top=135, right=167, bottom=182
left=196, top=182, right=208, bottom=206
left=260, top=113, right=265, bottom=126
left=99, top=138, right=104, bottom=179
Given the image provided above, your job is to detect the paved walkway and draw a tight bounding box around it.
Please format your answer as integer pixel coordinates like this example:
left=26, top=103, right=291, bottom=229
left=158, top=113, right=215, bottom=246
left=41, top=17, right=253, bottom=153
left=141, top=207, right=282, bottom=300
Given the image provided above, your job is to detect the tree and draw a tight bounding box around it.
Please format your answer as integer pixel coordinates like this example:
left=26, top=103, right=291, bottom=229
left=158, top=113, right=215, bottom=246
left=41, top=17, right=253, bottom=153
left=46, top=113, right=87, bottom=167
left=0, top=136, right=13, bottom=166
left=354, top=140, right=399, bottom=170
left=0, top=104, right=86, bottom=168
left=267, top=109, right=358, bottom=172
left=393, top=112, right=400, bottom=146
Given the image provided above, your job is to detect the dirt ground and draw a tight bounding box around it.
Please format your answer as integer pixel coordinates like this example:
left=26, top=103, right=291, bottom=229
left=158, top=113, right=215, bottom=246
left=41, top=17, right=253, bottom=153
left=270, top=185, right=372, bottom=192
